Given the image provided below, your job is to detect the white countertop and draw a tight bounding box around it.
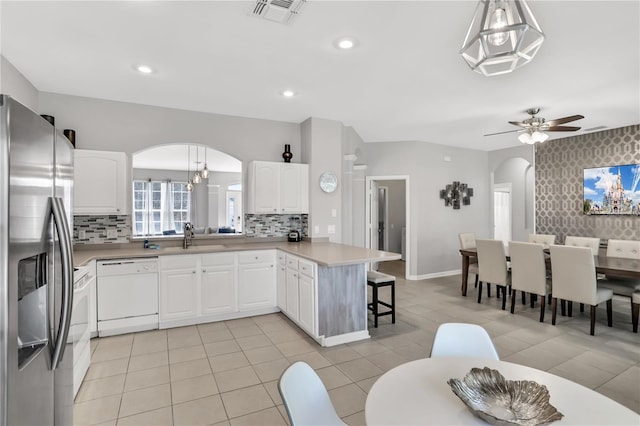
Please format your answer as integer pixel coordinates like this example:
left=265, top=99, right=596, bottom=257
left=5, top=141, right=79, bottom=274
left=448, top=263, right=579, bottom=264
left=73, top=240, right=401, bottom=268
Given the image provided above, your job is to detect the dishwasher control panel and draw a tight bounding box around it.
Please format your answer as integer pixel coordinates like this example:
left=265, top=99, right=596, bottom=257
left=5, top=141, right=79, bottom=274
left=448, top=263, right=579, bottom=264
left=97, top=258, right=158, bottom=276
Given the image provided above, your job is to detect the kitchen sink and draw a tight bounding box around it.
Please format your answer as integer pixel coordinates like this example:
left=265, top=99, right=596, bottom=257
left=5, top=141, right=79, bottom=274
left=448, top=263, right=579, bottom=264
left=160, top=245, right=226, bottom=252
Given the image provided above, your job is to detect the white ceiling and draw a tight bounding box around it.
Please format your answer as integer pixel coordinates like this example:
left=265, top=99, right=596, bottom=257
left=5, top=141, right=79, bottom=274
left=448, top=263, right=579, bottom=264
left=2, top=1, right=638, bottom=151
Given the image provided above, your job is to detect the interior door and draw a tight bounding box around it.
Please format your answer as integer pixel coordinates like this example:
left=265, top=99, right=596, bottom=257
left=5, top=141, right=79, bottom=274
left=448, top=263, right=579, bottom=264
left=493, top=184, right=512, bottom=244
left=370, top=180, right=379, bottom=270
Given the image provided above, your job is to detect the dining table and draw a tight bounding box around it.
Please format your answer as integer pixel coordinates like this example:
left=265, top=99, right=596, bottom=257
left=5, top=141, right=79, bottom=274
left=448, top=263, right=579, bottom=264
left=365, top=357, right=640, bottom=425
left=459, top=247, right=640, bottom=297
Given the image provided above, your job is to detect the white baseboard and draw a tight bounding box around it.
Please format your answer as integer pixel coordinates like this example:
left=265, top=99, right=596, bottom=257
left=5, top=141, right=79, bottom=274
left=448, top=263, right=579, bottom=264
left=407, top=269, right=461, bottom=280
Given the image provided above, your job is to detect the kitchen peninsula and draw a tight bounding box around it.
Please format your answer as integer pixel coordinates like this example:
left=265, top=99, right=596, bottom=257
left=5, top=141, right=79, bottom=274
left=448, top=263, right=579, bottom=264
left=75, top=240, right=400, bottom=347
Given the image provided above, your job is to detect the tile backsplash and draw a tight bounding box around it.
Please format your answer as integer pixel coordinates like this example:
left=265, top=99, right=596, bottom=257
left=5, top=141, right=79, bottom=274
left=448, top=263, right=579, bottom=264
left=244, top=214, right=308, bottom=238
left=74, top=215, right=131, bottom=244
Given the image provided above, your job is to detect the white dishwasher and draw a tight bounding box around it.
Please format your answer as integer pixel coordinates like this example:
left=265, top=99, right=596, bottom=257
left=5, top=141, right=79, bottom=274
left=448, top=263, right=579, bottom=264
left=97, top=258, right=159, bottom=336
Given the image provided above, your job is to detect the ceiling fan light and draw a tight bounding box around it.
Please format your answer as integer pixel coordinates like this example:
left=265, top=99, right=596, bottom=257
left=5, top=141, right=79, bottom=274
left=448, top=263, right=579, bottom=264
left=532, top=131, right=549, bottom=143
left=460, top=0, right=545, bottom=76
left=518, top=132, right=534, bottom=144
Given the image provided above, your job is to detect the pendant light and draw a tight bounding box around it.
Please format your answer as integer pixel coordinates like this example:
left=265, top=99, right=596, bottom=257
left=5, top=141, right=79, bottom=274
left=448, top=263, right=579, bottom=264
left=185, top=145, right=193, bottom=192
left=192, top=146, right=202, bottom=184
left=202, top=147, right=209, bottom=179
left=460, top=0, right=544, bottom=76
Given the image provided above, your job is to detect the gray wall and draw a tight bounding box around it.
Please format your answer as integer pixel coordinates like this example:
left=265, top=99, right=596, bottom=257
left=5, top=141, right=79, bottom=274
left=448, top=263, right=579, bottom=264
left=535, top=125, right=640, bottom=243
left=376, top=180, right=406, bottom=253
left=1, top=56, right=38, bottom=111
left=360, top=141, right=491, bottom=278
left=37, top=91, right=301, bottom=174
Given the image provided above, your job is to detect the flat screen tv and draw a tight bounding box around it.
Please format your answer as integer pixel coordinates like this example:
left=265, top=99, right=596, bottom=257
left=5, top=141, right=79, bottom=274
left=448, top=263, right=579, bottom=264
left=583, top=163, right=640, bottom=215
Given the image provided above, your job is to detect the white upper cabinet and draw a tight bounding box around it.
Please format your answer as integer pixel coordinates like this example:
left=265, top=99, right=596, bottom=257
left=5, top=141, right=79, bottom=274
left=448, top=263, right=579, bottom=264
left=247, top=161, right=308, bottom=214
left=74, top=149, right=128, bottom=215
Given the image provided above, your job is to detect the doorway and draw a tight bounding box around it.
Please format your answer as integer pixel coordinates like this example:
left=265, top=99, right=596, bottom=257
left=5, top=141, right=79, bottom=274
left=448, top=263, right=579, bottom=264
left=493, top=183, right=512, bottom=243
left=366, top=176, right=409, bottom=278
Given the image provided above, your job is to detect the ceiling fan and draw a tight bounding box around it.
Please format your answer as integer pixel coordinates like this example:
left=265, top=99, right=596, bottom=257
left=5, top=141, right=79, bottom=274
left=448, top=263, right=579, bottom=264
left=485, top=108, right=585, bottom=144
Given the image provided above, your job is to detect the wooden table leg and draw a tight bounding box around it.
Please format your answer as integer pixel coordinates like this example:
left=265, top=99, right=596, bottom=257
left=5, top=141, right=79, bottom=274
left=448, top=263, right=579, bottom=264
left=461, top=254, right=469, bottom=296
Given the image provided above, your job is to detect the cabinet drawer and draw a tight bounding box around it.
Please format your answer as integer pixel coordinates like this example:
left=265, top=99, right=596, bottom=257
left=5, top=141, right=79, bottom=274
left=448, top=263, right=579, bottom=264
left=237, top=250, right=275, bottom=265
left=299, top=259, right=315, bottom=278
left=277, top=251, right=286, bottom=265
left=286, top=255, right=299, bottom=270
left=159, top=255, right=198, bottom=270
left=202, top=253, right=236, bottom=267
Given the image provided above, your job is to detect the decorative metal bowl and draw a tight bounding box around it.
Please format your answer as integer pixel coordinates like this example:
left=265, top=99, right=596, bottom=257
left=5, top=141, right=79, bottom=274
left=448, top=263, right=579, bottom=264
left=447, top=367, right=564, bottom=426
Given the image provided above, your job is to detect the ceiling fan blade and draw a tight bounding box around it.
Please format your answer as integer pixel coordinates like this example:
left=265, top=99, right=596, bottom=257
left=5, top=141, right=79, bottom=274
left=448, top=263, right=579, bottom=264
left=546, top=126, right=581, bottom=132
left=508, top=121, right=529, bottom=128
left=484, top=129, right=523, bottom=136
left=545, top=115, right=584, bottom=127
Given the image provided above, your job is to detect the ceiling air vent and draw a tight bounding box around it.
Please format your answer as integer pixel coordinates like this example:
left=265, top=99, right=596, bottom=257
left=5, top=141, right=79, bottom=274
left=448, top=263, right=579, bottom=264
left=252, top=0, right=306, bottom=23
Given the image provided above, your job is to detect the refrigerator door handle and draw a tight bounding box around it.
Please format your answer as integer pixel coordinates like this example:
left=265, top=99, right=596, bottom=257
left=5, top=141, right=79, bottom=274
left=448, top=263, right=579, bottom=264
left=50, top=196, right=74, bottom=370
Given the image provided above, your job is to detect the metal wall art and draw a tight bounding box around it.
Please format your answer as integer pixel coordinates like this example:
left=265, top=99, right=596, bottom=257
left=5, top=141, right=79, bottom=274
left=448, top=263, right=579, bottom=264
left=440, top=181, right=473, bottom=209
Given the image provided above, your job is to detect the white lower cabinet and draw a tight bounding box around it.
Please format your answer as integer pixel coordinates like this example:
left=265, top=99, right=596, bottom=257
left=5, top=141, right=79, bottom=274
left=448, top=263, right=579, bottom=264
left=159, top=256, right=199, bottom=322
left=159, top=251, right=276, bottom=328
left=276, top=252, right=287, bottom=311
left=201, top=254, right=237, bottom=315
left=238, top=251, right=276, bottom=311
left=279, top=251, right=317, bottom=337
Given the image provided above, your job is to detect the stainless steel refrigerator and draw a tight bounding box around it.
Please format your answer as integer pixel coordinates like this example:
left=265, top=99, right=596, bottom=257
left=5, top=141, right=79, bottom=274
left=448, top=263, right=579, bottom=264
left=0, top=95, right=75, bottom=425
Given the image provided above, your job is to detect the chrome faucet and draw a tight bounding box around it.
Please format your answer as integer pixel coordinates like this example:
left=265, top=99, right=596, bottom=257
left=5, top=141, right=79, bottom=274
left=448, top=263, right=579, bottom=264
left=183, top=222, right=194, bottom=249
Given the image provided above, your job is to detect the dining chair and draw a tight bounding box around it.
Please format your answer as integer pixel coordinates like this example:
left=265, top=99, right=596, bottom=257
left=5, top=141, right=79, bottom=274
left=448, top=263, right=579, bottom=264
left=632, top=292, right=639, bottom=333
left=564, top=236, right=601, bottom=256
left=278, top=361, right=346, bottom=426
left=458, top=233, right=479, bottom=289
left=528, top=234, right=556, bottom=249
left=550, top=245, right=613, bottom=336
left=429, top=323, right=499, bottom=360
left=476, top=239, right=511, bottom=308
left=508, top=241, right=551, bottom=322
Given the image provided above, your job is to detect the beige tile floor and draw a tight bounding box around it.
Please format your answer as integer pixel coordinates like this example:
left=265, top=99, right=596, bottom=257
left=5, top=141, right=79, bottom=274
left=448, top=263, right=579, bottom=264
left=75, top=260, right=640, bottom=425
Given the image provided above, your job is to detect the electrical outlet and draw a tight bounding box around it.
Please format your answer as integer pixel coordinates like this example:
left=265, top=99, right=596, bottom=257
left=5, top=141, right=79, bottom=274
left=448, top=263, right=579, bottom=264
left=327, top=225, right=336, bottom=234
left=270, top=225, right=276, bottom=233
left=106, top=229, right=117, bottom=238
left=78, top=230, right=86, bottom=239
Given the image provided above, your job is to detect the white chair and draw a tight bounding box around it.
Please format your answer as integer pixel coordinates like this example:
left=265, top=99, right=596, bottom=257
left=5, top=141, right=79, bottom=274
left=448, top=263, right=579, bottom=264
left=458, top=233, right=479, bottom=288
left=528, top=234, right=556, bottom=249
left=476, top=239, right=511, bottom=308
left=509, top=241, right=551, bottom=322
left=606, top=239, right=640, bottom=259
left=550, top=245, right=613, bottom=336
left=564, top=236, right=601, bottom=256
left=278, top=361, right=346, bottom=426
left=598, top=239, right=640, bottom=328
left=430, top=323, right=499, bottom=360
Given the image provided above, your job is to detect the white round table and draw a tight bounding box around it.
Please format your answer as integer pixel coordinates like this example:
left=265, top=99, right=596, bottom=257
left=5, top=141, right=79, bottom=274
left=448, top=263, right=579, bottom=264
left=365, top=358, right=639, bottom=425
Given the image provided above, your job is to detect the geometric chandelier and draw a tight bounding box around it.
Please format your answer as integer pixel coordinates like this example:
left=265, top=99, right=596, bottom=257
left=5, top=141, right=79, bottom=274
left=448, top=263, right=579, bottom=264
left=460, top=0, right=544, bottom=77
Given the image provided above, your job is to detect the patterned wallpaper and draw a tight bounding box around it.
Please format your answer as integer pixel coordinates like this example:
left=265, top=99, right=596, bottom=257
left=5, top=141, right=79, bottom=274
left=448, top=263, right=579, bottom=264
left=535, top=124, right=640, bottom=244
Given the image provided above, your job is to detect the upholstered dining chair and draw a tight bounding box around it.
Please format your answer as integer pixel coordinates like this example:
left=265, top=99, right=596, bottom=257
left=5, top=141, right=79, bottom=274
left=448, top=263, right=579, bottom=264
left=476, top=239, right=511, bottom=308
left=598, top=239, right=640, bottom=330
left=279, top=361, right=346, bottom=426
left=550, top=245, right=613, bottom=336
left=458, top=233, right=479, bottom=289
left=430, top=323, right=499, bottom=360
left=528, top=234, right=556, bottom=249
left=508, top=241, right=551, bottom=322
left=564, top=236, right=601, bottom=256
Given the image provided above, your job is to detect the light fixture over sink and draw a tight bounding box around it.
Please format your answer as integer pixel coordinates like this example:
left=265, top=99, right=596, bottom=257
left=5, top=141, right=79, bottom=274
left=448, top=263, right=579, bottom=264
left=460, top=0, right=545, bottom=76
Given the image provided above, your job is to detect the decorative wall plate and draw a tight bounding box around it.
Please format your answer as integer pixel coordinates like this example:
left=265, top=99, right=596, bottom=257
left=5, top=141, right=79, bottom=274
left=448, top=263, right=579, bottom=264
left=319, top=172, right=338, bottom=193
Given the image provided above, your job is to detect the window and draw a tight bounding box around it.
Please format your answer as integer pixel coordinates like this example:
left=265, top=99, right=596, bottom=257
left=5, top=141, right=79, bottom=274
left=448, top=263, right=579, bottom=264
left=133, top=180, right=190, bottom=236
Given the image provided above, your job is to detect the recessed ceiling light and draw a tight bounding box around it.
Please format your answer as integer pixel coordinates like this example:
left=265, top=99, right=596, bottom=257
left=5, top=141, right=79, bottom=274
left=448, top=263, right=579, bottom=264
left=136, top=64, right=154, bottom=74
left=281, top=90, right=296, bottom=98
left=335, top=37, right=358, bottom=50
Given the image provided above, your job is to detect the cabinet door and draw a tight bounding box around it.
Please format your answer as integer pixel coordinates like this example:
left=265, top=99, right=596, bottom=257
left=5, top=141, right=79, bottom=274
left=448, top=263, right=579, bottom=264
left=238, top=263, right=276, bottom=311
left=285, top=268, right=299, bottom=320
left=201, top=266, right=237, bottom=315
left=87, top=263, right=97, bottom=335
left=298, top=274, right=315, bottom=335
left=249, top=161, right=280, bottom=214
left=276, top=262, right=287, bottom=312
left=160, top=268, right=198, bottom=321
left=280, top=163, right=306, bottom=213
left=74, top=150, right=128, bottom=215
